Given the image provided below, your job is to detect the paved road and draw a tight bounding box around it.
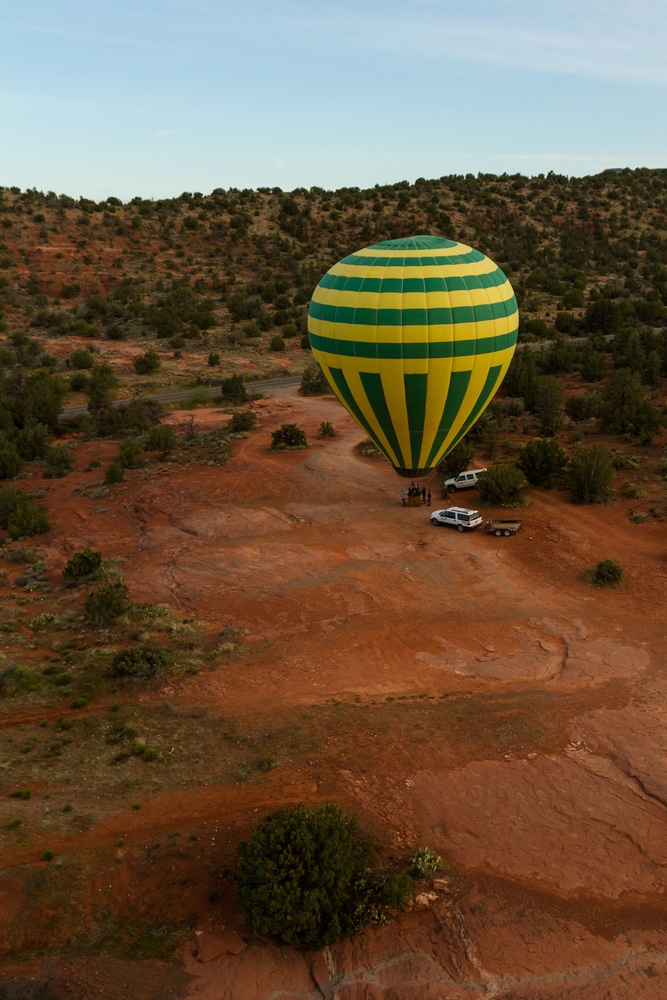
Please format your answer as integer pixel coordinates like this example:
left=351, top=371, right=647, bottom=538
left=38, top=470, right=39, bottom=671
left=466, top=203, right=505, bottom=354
left=60, top=374, right=303, bottom=419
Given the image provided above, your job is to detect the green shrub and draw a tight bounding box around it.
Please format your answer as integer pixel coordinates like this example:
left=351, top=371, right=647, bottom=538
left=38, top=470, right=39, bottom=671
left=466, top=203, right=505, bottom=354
left=118, top=440, right=143, bottom=469
left=235, top=802, right=372, bottom=947
left=109, top=643, right=172, bottom=679
left=599, top=368, right=662, bottom=443
left=271, top=423, right=307, bottom=450
left=318, top=421, right=335, bottom=438
left=220, top=375, right=247, bottom=404
left=185, top=387, right=212, bottom=408
left=85, top=579, right=130, bottom=625
left=63, top=548, right=102, bottom=582
left=592, top=560, right=623, bottom=587
left=270, top=335, right=285, bottom=352
left=299, top=364, right=330, bottom=396
left=565, top=393, right=596, bottom=422
left=380, top=871, right=413, bottom=908
left=409, top=847, right=443, bottom=877
left=532, top=376, right=563, bottom=436
left=15, top=420, right=51, bottom=461
left=7, top=501, right=50, bottom=540
left=228, top=410, right=256, bottom=433
left=517, top=438, right=567, bottom=488
left=144, top=424, right=177, bottom=454
left=0, top=486, right=29, bottom=528
left=43, top=444, right=75, bottom=478
left=568, top=444, right=614, bottom=504
left=104, top=462, right=125, bottom=484
left=0, top=447, right=24, bottom=480
left=10, top=789, right=32, bottom=800
left=611, top=450, right=641, bottom=471
left=0, top=665, right=41, bottom=697
left=476, top=466, right=529, bottom=507
left=133, top=350, right=161, bottom=375
left=207, top=351, right=220, bottom=367
left=68, top=348, right=95, bottom=370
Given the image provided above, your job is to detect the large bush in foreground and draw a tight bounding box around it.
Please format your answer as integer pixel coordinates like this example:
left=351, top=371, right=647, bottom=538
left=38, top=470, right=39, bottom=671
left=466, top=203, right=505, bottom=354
left=235, top=802, right=372, bottom=947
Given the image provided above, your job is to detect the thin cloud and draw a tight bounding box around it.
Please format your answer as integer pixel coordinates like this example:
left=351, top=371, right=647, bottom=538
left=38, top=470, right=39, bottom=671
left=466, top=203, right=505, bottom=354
left=10, top=20, right=175, bottom=52
left=285, top=1, right=667, bottom=85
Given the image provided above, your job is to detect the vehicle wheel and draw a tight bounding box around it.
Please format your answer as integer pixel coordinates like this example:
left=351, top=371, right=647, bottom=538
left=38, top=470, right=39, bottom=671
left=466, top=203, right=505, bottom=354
left=448, top=485, right=456, bottom=493
left=494, top=529, right=502, bottom=536
left=504, top=529, right=511, bottom=536
left=457, top=524, right=464, bottom=532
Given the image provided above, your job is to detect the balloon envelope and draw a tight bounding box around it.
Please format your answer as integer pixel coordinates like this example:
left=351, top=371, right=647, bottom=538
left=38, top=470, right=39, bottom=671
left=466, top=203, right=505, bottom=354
left=307, top=235, right=519, bottom=478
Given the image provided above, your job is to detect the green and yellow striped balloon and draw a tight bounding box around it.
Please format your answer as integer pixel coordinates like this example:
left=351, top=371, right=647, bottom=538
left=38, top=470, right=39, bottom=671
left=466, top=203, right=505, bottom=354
left=307, top=235, right=518, bottom=478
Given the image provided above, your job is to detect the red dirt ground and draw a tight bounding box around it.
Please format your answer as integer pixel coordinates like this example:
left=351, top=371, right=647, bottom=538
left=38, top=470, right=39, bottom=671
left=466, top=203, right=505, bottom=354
left=2, top=385, right=667, bottom=999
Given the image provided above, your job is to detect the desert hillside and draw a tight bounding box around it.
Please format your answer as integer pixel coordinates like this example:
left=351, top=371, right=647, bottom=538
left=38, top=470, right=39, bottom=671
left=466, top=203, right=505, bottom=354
left=1, top=171, right=667, bottom=998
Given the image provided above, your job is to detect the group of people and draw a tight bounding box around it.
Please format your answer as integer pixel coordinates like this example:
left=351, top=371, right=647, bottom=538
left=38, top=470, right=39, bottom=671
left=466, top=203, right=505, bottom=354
left=400, top=483, right=432, bottom=506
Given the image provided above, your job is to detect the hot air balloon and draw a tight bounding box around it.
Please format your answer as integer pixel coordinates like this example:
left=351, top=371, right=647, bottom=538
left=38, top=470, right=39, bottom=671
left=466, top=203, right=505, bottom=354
left=307, top=235, right=518, bottom=478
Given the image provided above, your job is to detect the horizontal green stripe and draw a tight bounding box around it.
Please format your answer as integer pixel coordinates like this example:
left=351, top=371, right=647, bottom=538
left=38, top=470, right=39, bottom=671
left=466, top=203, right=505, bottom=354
left=309, top=328, right=518, bottom=360
left=339, top=249, right=485, bottom=269
left=309, top=298, right=517, bottom=327
left=317, top=268, right=509, bottom=295
left=370, top=236, right=459, bottom=250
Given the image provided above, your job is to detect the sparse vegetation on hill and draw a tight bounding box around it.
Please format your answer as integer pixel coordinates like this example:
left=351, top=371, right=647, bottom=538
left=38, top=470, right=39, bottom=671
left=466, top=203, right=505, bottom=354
left=1, top=170, right=666, bottom=386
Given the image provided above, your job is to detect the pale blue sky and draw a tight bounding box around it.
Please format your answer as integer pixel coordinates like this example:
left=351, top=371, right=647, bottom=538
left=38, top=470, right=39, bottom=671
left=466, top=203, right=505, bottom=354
left=2, top=0, right=666, bottom=201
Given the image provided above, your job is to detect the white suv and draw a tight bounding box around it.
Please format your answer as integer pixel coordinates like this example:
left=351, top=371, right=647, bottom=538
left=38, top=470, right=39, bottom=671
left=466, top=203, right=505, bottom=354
left=444, top=468, right=487, bottom=493
left=430, top=507, right=483, bottom=532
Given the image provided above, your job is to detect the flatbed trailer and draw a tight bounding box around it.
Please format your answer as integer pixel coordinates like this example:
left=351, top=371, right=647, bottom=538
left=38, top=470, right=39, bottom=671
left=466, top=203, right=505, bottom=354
left=484, top=519, right=522, bottom=536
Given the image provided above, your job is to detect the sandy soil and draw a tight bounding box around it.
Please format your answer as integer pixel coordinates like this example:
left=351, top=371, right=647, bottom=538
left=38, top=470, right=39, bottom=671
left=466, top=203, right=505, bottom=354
left=2, top=386, right=667, bottom=999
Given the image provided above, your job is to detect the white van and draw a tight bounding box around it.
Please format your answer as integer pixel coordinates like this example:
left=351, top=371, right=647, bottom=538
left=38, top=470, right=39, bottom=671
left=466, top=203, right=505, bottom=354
left=430, top=507, right=483, bottom=531
left=443, top=468, right=487, bottom=493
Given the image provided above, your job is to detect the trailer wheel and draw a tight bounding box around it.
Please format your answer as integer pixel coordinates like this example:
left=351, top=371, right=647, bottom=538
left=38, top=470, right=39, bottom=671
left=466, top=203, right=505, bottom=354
left=494, top=529, right=502, bottom=536
left=504, top=529, right=511, bottom=536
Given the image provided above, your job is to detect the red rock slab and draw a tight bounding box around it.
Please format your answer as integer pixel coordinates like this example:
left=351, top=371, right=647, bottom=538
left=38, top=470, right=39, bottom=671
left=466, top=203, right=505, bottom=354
left=413, top=755, right=667, bottom=897
left=195, top=928, right=247, bottom=961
